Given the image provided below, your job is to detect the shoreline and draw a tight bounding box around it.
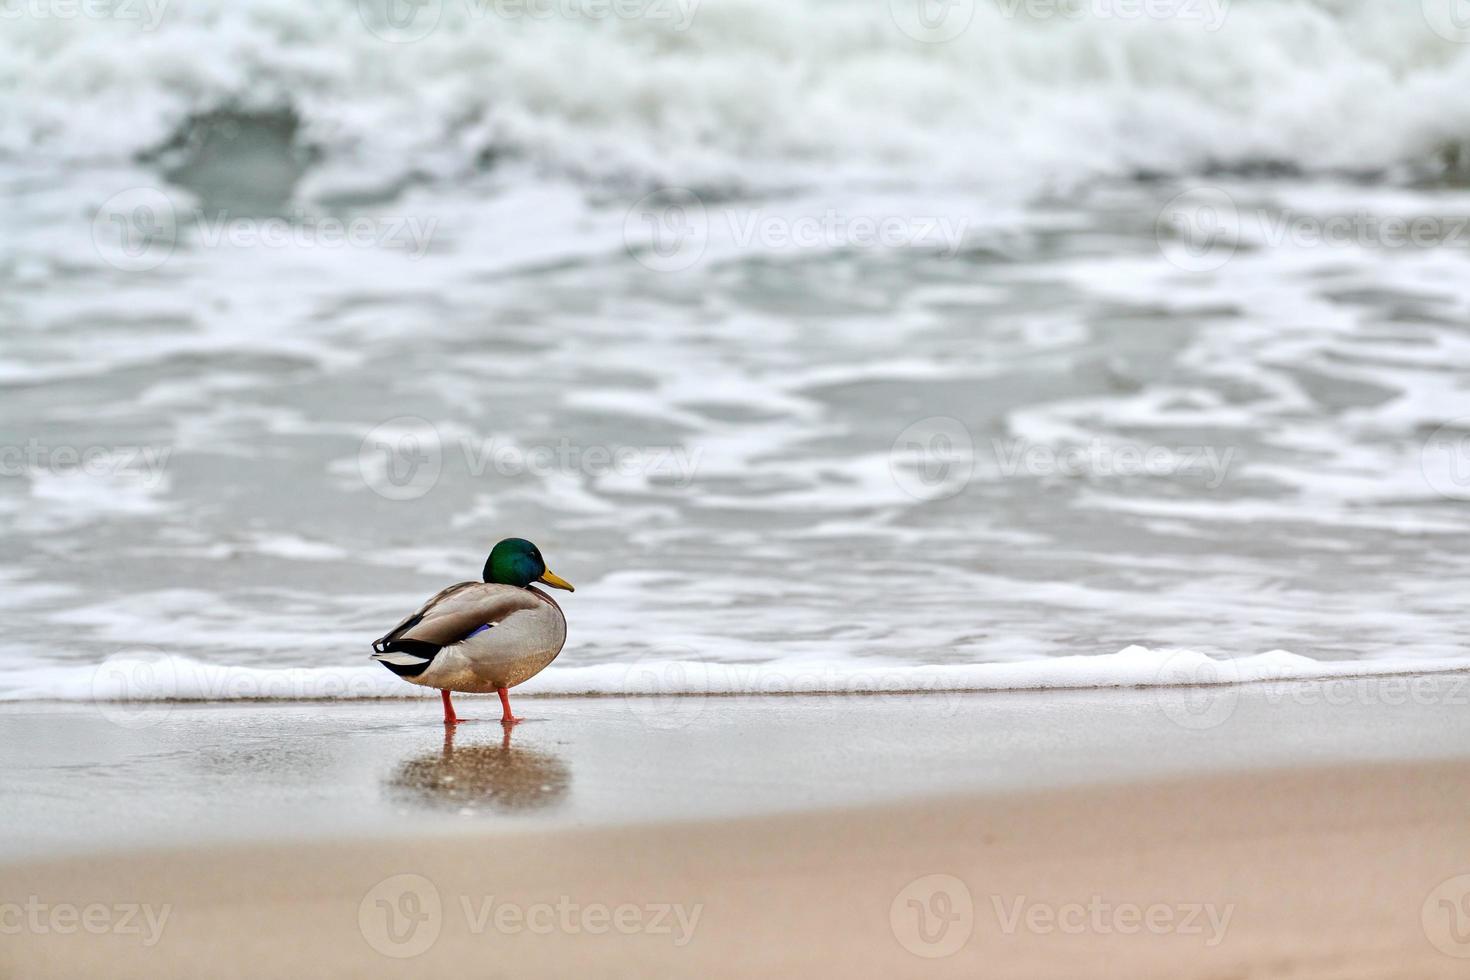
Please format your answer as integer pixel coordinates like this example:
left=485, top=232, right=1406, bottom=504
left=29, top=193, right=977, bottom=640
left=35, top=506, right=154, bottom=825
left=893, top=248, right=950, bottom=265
left=23, top=657, right=1470, bottom=700
left=6, top=678, right=1470, bottom=862
left=4, top=758, right=1468, bottom=977
left=11, top=647, right=1470, bottom=703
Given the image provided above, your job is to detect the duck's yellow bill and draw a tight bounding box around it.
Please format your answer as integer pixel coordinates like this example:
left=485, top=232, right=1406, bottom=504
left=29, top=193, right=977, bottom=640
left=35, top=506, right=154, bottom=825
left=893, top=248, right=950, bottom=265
left=539, top=569, right=575, bottom=592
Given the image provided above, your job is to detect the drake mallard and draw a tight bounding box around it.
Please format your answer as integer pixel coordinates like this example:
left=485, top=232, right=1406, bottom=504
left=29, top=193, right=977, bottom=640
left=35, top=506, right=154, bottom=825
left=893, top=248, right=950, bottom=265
left=371, top=538, right=573, bottom=724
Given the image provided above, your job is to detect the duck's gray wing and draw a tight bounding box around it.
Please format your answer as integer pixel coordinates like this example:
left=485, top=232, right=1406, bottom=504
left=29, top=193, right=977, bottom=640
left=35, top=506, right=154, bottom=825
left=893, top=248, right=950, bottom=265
left=371, top=583, right=541, bottom=672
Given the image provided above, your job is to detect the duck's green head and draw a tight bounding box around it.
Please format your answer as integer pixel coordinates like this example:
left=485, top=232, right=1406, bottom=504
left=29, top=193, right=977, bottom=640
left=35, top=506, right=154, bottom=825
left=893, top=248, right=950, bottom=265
left=483, top=538, right=574, bottom=592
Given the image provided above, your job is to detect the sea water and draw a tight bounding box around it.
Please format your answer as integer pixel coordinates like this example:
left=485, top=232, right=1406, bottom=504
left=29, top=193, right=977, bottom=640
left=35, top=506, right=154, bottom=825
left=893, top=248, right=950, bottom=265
left=4, top=0, right=1470, bottom=700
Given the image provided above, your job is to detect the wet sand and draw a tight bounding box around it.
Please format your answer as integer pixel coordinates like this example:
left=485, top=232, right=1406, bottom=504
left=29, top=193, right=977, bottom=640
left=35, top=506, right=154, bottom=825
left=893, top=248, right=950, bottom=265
left=4, top=758, right=1470, bottom=978
left=3, top=682, right=1470, bottom=976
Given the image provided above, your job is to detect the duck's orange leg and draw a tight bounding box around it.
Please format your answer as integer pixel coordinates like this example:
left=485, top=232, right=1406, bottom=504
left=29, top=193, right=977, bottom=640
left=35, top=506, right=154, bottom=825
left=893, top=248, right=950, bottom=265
left=497, top=687, right=521, bottom=724
left=441, top=689, right=458, bottom=725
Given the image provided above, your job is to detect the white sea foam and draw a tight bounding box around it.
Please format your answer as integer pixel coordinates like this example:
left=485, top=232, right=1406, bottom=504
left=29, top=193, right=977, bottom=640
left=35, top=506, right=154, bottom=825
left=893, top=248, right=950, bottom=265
left=5, top=646, right=1470, bottom=703
left=4, top=2, right=1469, bottom=198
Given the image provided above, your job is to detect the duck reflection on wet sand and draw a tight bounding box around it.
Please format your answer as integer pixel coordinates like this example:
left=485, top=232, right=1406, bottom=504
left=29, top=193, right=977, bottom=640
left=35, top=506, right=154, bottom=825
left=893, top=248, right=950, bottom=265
left=389, top=725, right=571, bottom=814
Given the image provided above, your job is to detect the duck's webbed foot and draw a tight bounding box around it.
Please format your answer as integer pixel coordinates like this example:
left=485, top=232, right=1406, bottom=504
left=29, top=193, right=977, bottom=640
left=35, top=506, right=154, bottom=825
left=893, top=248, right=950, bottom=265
left=497, top=687, right=521, bottom=725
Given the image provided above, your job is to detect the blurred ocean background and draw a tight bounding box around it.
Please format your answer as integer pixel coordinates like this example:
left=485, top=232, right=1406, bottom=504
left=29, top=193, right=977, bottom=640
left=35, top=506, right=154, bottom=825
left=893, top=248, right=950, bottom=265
left=5, top=0, right=1470, bottom=698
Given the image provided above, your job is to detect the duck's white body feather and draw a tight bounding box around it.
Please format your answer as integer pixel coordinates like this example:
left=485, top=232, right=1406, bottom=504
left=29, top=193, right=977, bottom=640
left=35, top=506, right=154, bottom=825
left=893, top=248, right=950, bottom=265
left=372, top=582, right=566, bottom=692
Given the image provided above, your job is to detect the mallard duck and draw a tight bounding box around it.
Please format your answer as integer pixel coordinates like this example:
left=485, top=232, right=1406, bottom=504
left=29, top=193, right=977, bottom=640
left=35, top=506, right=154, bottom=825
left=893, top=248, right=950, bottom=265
left=371, top=538, right=573, bottom=724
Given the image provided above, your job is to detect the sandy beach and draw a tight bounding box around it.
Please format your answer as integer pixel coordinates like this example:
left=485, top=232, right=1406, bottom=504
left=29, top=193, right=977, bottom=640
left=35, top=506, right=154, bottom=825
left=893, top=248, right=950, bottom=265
left=5, top=681, right=1470, bottom=977
left=10, top=4, right=1470, bottom=977
left=4, top=758, right=1468, bottom=978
